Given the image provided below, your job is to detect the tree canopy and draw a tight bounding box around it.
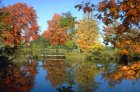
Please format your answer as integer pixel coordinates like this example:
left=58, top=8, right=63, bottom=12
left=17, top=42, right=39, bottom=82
left=0, top=3, right=39, bottom=47
left=43, top=14, right=67, bottom=46
left=74, top=18, right=99, bottom=52
left=96, top=0, right=140, bottom=55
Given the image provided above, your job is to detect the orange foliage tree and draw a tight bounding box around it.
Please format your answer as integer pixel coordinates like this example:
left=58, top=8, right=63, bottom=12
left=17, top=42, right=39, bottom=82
left=96, top=0, right=140, bottom=56
left=43, top=14, right=67, bottom=46
left=97, top=0, right=140, bottom=28
left=1, top=3, right=39, bottom=48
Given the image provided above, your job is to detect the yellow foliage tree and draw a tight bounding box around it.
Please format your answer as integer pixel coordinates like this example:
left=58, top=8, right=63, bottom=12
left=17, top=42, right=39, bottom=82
left=74, top=19, right=100, bottom=52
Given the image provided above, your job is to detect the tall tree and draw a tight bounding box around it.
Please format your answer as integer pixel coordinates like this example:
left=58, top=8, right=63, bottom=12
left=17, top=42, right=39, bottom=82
left=59, top=11, right=76, bottom=40
left=43, top=14, right=67, bottom=46
left=74, top=19, right=99, bottom=52
left=1, top=3, right=39, bottom=48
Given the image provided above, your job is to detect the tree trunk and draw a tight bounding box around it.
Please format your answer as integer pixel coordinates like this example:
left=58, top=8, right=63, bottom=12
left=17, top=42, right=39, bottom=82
left=119, top=54, right=128, bottom=65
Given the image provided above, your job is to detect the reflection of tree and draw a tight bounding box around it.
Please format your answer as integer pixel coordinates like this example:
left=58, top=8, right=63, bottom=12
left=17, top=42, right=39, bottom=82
left=23, top=60, right=38, bottom=76
left=74, top=62, right=100, bottom=92
left=56, top=86, right=74, bottom=92
left=102, top=62, right=140, bottom=87
left=44, top=60, right=68, bottom=87
left=0, top=61, right=37, bottom=92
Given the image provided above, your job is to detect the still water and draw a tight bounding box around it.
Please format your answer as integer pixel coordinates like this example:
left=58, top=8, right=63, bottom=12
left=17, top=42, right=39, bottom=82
left=0, top=60, right=140, bottom=92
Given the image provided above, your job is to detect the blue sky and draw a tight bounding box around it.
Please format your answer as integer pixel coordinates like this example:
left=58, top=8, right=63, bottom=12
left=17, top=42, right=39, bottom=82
left=2, top=0, right=103, bottom=34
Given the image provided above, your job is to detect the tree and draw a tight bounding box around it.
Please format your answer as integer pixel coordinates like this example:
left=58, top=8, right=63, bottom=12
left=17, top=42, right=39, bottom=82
left=104, top=26, right=140, bottom=55
left=1, top=3, right=39, bottom=48
left=59, top=11, right=76, bottom=40
left=66, top=39, right=76, bottom=51
left=97, top=0, right=140, bottom=28
left=96, top=0, right=140, bottom=62
left=43, top=14, right=67, bottom=46
left=73, top=19, right=99, bottom=52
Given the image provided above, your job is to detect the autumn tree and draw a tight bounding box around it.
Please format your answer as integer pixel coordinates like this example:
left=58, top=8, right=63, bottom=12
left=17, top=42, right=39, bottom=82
left=96, top=0, right=140, bottom=61
left=97, top=0, right=140, bottom=28
left=104, top=26, right=140, bottom=55
left=59, top=12, right=77, bottom=50
left=74, top=1, right=103, bottom=53
left=1, top=3, right=39, bottom=48
left=74, top=18, right=99, bottom=52
left=43, top=14, right=67, bottom=46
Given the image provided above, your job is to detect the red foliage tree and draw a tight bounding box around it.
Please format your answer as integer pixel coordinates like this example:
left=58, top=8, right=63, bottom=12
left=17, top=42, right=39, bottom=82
left=97, top=0, right=140, bottom=28
left=43, top=14, right=67, bottom=45
left=96, top=0, right=140, bottom=60
left=1, top=3, right=39, bottom=47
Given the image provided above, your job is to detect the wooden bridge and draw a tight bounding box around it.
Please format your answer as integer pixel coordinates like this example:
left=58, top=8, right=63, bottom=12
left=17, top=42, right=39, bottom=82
left=20, top=47, right=66, bottom=60
left=39, top=54, right=65, bottom=57
left=37, top=54, right=65, bottom=61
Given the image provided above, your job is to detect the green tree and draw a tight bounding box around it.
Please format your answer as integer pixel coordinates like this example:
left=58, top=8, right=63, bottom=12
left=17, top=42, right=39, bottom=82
left=60, top=11, right=76, bottom=41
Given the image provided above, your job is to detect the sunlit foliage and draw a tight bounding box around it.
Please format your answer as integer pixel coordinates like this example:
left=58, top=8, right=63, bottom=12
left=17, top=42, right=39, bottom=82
left=74, top=19, right=99, bottom=52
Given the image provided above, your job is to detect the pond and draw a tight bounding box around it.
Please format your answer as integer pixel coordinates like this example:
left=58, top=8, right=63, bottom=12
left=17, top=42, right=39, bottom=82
left=0, top=59, right=140, bottom=92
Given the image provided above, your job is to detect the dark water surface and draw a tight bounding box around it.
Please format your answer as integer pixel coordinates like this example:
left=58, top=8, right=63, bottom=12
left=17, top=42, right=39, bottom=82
left=0, top=60, right=140, bottom=92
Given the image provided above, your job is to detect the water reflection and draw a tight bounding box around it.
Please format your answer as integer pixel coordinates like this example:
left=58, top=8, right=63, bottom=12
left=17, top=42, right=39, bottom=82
left=74, top=62, right=100, bottom=92
left=103, top=62, right=140, bottom=84
left=44, top=60, right=68, bottom=87
left=0, top=60, right=37, bottom=92
left=1, top=60, right=140, bottom=92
